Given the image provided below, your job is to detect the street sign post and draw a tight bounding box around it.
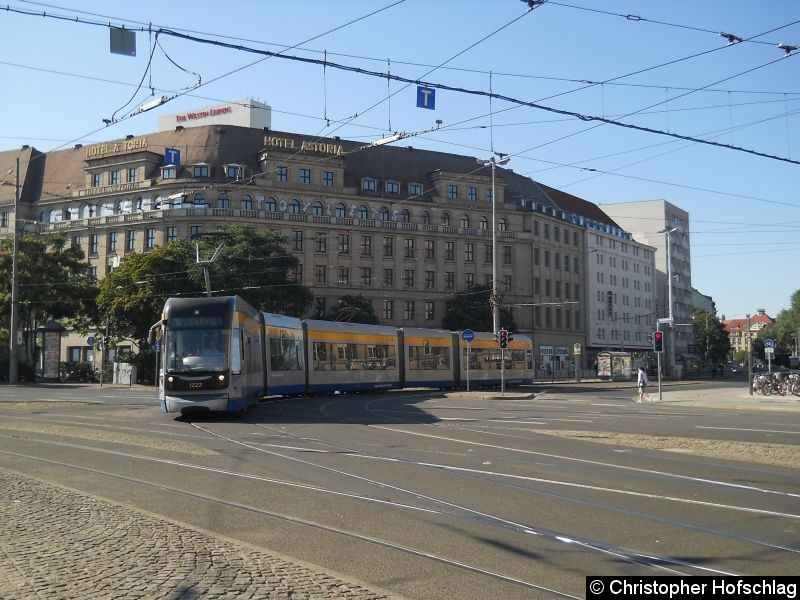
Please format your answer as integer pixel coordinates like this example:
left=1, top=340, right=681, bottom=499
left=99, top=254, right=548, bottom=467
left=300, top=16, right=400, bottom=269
left=765, top=344, right=774, bottom=373
left=461, top=329, right=474, bottom=391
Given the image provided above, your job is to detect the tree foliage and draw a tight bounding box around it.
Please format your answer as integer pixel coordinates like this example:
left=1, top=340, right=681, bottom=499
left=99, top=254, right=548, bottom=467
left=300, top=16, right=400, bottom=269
left=196, top=225, right=313, bottom=316
left=322, top=295, right=379, bottom=324
left=0, top=232, right=98, bottom=363
left=691, top=309, right=731, bottom=366
left=774, top=289, right=800, bottom=358
left=97, top=225, right=313, bottom=344
left=441, top=285, right=517, bottom=332
left=97, top=241, right=196, bottom=344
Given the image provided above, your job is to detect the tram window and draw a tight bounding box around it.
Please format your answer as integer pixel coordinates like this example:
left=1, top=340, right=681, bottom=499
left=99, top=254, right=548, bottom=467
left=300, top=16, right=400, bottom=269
left=271, top=332, right=302, bottom=371
left=409, top=346, right=450, bottom=370
left=231, top=329, right=242, bottom=375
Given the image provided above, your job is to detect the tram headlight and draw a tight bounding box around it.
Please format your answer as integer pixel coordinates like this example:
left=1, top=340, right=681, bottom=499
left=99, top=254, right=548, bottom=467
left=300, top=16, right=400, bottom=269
left=167, top=376, right=174, bottom=383
left=218, top=375, right=225, bottom=382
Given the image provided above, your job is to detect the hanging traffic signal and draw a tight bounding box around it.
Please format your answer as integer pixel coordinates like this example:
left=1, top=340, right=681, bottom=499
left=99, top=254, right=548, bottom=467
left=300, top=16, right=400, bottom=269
left=499, top=328, right=508, bottom=349
left=653, top=331, right=664, bottom=353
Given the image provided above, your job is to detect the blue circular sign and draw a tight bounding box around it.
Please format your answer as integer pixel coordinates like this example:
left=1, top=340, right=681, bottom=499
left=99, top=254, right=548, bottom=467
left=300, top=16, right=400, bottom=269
left=461, top=329, right=475, bottom=343
left=764, top=339, right=775, bottom=349
left=86, top=336, right=96, bottom=346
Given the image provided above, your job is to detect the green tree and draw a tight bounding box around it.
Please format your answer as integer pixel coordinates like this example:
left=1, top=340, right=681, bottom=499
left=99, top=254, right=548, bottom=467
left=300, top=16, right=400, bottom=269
left=0, top=232, right=98, bottom=365
left=198, top=225, right=313, bottom=316
left=774, top=289, right=800, bottom=362
left=322, top=295, right=379, bottom=324
left=441, top=285, right=517, bottom=332
left=691, top=309, right=731, bottom=367
left=97, top=226, right=313, bottom=344
left=97, top=241, right=197, bottom=344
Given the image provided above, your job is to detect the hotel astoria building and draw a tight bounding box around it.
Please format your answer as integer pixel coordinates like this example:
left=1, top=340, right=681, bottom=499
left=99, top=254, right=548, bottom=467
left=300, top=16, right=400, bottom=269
left=0, top=101, right=655, bottom=372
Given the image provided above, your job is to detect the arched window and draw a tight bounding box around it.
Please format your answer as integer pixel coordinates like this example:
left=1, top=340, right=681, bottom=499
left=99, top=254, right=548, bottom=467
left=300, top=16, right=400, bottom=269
left=98, top=202, right=112, bottom=217
left=399, top=209, right=411, bottom=223
left=421, top=211, right=431, bottom=225
left=289, top=199, right=301, bottom=214
left=442, top=212, right=451, bottom=226
left=312, top=201, right=324, bottom=216
left=79, top=203, right=93, bottom=219
left=114, top=201, right=123, bottom=215
left=479, top=216, right=489, bottom=230
left=335, top=203, right=347, bottom=218
left=498, top=218, right=508, bottom=232
left=358, top=205, right=369, bottom=220
left=241, top=195, right=253, bottom=210
left=460, top=214, right=470, bottom=228
left=217, top=193, right=230, bottom=209
left=193, top=192, right=206, bottom=207
left=266, top=197, right=277, bottom=212
left=379, top=207, right=390, bottom=221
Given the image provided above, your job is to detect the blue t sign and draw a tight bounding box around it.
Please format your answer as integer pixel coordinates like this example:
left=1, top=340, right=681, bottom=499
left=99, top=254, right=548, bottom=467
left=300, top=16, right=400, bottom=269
left=165, top=147, right=181, bottom=166
left=416, top=86, right=436, bottom=110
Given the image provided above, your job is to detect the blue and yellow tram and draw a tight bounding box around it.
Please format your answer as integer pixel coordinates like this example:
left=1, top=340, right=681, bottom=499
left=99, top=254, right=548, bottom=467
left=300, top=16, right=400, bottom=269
left=150, top=295, right=534, bottom=414
left=156, top=296, right=263, bottom=413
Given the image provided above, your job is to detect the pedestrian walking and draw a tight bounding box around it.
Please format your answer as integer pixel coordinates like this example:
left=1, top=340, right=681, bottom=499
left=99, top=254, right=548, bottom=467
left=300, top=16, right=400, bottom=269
left=636, top=366, right=651, bottom=403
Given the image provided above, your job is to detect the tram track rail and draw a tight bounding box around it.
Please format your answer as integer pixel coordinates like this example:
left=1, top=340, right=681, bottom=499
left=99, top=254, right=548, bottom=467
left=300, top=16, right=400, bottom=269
left=1, top=392, right=798, bottom=597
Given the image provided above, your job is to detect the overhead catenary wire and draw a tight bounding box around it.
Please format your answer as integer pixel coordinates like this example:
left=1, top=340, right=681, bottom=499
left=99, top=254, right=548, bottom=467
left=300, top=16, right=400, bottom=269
left=14, top=0, right=800, bottom=87
left=4, top=3, right=797, bottom=167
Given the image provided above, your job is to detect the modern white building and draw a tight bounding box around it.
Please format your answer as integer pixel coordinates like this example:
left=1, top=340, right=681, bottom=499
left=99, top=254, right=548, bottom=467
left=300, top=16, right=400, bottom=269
left=584, top=226, right=657, bottom=368
left=599, top=199, right=693, bottom=374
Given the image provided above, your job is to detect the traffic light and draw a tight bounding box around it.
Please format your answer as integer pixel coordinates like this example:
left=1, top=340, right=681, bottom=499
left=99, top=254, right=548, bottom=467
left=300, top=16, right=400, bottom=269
left=499, top=328, right=508, bottom=349
left=507, top=331, right=514, bottom=343
left=653, top=331, right=664, bottom=353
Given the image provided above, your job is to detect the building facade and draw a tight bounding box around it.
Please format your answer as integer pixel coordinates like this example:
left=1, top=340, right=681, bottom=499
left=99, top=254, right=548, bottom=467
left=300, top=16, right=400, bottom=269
left=724, top=309, right=775, bottom=359
left=1, top=101, right=657, bottom=377
left=584, top=227, right=657, bottom=368
left=599, top=199, right=693, bottom=374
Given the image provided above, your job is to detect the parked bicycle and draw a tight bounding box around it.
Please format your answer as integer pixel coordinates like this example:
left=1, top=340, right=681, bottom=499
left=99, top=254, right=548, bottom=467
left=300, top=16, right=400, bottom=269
left=753, top=372, right=800, bottom=396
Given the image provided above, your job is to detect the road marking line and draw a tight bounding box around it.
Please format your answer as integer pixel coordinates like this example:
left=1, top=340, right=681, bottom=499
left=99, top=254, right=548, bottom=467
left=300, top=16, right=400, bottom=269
left=697, top=426, right=800, bottom=435
left=371, top=425, right=800, bottom=499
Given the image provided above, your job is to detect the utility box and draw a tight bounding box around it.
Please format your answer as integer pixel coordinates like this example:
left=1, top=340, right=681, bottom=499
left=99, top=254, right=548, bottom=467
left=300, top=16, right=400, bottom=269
left=113, top=362, right=137, bottom=385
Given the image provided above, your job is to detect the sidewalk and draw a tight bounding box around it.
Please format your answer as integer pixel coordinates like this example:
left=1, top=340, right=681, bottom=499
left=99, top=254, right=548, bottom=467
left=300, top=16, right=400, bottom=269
left=443, top=381, right=800, bottom=412
left=0, top=470, right=397, bottom=600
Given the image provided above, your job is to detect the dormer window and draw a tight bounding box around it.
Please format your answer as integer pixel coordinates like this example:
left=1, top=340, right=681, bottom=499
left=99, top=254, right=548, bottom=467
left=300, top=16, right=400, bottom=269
left=161, top=166, right=176, bottom=180
left=226, top=164, right=243, bottom=179
left=386, top=181, right=400, bottom=194
left=362, top=178, right=376, bottom=191
left=409, top=183, right=423, bottom=197
left=193, top=164, right=209, bottom=178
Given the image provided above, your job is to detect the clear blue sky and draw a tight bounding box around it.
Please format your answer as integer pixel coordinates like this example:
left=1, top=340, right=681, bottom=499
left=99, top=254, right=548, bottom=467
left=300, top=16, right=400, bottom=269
left=1, top=0, right=798, bottom=320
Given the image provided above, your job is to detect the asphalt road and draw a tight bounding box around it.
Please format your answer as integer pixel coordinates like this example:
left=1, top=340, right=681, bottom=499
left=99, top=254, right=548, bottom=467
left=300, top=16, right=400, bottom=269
left=1, top=382, right=798, bottom=599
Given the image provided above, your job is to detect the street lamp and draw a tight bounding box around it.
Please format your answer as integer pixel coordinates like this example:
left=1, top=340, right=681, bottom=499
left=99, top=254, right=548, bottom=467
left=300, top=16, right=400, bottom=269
left=4, top=158, right=20, bottom=384
left=658, top=226, right=677, bottom=376
left=478, top=153, right=510, bottom=334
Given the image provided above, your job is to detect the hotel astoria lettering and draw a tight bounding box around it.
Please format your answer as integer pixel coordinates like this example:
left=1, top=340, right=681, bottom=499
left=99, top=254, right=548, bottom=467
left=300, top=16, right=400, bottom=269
left=85, top=137, right=149, bottom=158
left=265, top=135, right=343, bottom=156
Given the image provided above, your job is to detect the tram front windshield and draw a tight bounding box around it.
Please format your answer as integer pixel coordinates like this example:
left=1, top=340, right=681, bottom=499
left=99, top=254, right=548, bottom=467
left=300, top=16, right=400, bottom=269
left=165, top=327, right=229, bottom=374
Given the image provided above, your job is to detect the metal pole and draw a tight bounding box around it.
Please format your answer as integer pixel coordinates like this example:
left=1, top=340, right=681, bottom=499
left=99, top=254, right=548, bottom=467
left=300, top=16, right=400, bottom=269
left=490, top=158, right=499, bottom=335
left=747, top=313, right=753, bottom=396
left=656, top=322, right=663, bottom=402
left=500, top=348, right=505, bottom=395
left=665, top=229, right=675, bottom=378
left=466, top=344, right=471, bottom=392
left=9, top=157, right=20, bottom=384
